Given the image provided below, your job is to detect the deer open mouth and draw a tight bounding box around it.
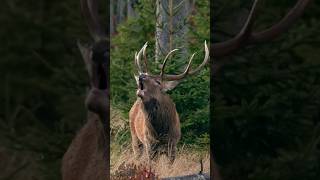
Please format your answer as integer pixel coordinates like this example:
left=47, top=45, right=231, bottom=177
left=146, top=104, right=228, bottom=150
left=137, top=80, right=145, bottom=98
left=97, top=63, right=107, bottom=90
left=91, top=43, right=108, bottom=90
left=139, top=81, right=144, bottom=90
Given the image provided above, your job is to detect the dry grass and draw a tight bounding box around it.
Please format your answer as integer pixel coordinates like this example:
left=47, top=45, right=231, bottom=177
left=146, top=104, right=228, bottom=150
left=110, top=107, right=210, bottom=178
left=111, top=144, right=210, bottom=178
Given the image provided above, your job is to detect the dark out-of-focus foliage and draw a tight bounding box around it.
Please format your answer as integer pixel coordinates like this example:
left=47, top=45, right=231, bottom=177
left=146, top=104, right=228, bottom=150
left=0, top=0, right=106, bottom=179
left=213, top=0, right=320, bottom=179
left=110, top=0, right=210, bottom=148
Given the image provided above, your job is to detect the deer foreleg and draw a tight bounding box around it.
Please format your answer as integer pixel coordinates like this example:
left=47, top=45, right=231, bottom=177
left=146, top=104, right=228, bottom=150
left=131, top=134, right=143, bottom=158
left=167, top=139, right=177, bottom=163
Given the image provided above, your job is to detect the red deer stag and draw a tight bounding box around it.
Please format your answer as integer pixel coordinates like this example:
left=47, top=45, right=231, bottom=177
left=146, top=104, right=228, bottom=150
left=211, top=0, right=312, bottom=179
left=62, top=0, right=109, bottom=180
left=129, top=41, right=209, bottom=163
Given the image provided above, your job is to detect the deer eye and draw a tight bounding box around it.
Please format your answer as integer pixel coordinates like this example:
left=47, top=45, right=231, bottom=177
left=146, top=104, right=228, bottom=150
left=155, top=80, right=161, bottom=85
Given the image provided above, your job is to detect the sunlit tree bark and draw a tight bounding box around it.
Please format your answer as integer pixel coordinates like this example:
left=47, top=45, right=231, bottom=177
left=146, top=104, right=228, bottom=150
left=155, top=0, right=190, bottom=64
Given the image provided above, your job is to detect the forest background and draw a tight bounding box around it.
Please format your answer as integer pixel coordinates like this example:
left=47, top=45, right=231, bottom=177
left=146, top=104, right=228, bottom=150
left=0, top=0, right=320, bottom=179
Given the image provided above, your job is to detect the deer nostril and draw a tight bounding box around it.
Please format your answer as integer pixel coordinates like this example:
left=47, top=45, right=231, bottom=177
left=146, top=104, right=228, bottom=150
left=139, top=75, right=146, bottom=82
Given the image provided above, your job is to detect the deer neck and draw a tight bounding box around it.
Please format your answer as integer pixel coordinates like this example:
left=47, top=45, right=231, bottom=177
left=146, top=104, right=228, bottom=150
left=141, top=95, right=176, bottom=137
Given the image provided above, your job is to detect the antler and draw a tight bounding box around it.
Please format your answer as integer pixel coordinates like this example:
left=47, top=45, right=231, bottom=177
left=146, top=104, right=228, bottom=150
left=160, top=48, right=179, bottom=80
left=80, top=0, right=105, bottom=42
left=135, top=41, right=209, bottom=80
left=135, top=42, right=149, bottom=74
left=161, top=41, right=209, bottom=81
left=213, top=0, right=312, bottom=57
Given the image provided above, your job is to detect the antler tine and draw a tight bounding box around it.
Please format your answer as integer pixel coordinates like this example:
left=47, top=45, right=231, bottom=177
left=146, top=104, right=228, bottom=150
left=136, top=50, right=143, bottom=73
left=135, top=43, right=148, bottom=73
left=251, top=0, right=311, bottom=42
left=142, top=42, right=149, bottom=74
left=80, top=0, right=105, bottom=42
left=160, top=49, right=179, bottom=81
left=213, top=0, right=258, bottom=57
left=162, top=53, right=196, bottom=81
left=161, top=41, right=209, bottom=81
left=188, top=41, right=210, bottom=76
left=213, top=0, right=312, bottom=57
left=134, top=51, right=142, bottom=73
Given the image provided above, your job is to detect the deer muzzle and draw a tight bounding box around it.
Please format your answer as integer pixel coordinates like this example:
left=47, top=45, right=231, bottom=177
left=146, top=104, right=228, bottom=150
left=86, top=88, right=108, bottom=116
left=137, top=75, right=147, bottom=98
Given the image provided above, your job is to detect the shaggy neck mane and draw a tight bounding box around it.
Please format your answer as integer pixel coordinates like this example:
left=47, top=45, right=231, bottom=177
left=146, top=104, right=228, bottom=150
left=141, top=95, right=176, bottom=139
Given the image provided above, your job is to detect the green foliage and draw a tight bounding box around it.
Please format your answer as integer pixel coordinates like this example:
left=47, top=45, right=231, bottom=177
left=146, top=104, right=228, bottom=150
left=111, top=0, right=210, bottom=148
left=213, top=0, right=320, bottom=179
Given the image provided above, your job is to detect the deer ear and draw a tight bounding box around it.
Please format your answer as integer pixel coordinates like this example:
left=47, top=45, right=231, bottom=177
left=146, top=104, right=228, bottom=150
left=162, top=81, right=180, bottom=92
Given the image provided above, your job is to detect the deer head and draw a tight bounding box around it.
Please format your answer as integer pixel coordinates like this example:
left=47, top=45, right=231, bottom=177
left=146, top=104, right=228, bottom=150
left=78, top=0, right=109, bottom=119
left=134, top=41, right=209, bottom=102
left=62, top=1, right=109, bottom=180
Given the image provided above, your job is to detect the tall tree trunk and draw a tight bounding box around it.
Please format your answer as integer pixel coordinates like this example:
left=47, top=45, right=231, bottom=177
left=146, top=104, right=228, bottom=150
left=117, top=0, right=125, bottom=25
left=155, top=0, right=189, bottom=64
left=127, top=0, right=136, bottom=18
left=110, top=0, right=115, bottom=34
